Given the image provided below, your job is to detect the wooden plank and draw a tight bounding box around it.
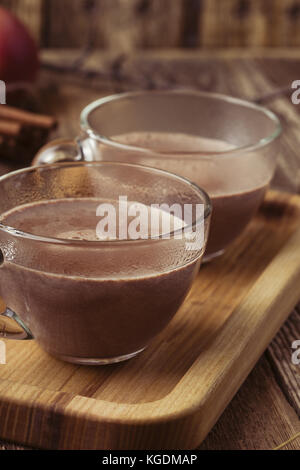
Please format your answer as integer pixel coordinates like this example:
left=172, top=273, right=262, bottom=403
left=102, top=0, right=185, bottom=50
left=44, top=0, right=184, bottom=50
left=199, top=0, right=273, bottom=47
left=199, top=355, right=300, bottom=450
left=0, top=0, right=44, bottom=43
left=1, top=356, right=299, bottom=451
left=267, top=306, right=300, bottom=417
left=255, top=56, right=300, bottom=103
left=0, top=190, right=300, bottom=449
left=42, top=0, right=96, bottom=49
left=4, top=1, right=300, bottom=49
left=271, top=0, right=300, bottom=47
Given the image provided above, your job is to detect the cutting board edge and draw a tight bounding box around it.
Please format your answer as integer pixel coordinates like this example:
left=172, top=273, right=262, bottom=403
left=0, top=220, right=300, bottom=449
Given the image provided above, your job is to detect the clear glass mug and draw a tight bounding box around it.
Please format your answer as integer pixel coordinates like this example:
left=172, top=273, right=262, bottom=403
left=33, top=90, right=282, bottom=261
left=0, top=161, right=211, bottom=365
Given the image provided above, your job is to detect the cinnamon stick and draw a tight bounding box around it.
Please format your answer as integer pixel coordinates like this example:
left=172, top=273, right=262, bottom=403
left=0, top=119, right=23, bottom=137
left=0, top=105, right=57, bottom=130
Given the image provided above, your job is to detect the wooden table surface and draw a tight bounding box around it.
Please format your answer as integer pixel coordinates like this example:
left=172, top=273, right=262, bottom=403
left=0, top=48, right=300, bottom=451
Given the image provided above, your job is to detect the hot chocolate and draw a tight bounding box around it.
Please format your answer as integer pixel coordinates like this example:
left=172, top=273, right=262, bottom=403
left=108, top=132, right=270, bottom=256
left=0, top=198, right=201, bottom=362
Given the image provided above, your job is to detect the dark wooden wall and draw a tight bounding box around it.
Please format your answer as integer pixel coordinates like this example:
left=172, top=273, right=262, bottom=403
left=2, top=0, right=300, bottom=49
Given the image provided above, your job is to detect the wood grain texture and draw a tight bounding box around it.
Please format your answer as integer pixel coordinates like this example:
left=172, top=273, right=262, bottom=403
left=4, top=0, right=300, bottom=48
left=0, top=0, right=44, bottom=42
left=42, top=0, right=185, bottom=50
left=42, top=0, right=98, bottom=49
left=267, top=306, right=300, bottom=417
left=271, top=0, right=300, bottom=47
left=0, top=191, right=300, bottom=449
left=200, top=0, right=270, bottom=47
left=99, top=0, right=184, bottom=51
left=199, top=355, right=300, bottom=450
left=0, top=50, right=300, bottom=449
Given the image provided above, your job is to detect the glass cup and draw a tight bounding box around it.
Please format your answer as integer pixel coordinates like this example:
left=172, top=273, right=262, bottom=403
left=33, top=90, right=281, bottom=261
left=0, top=161, right=211, bottom=365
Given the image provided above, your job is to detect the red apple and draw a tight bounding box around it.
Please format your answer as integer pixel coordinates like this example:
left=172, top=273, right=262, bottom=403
left=0, top=7, right=39, bottom=84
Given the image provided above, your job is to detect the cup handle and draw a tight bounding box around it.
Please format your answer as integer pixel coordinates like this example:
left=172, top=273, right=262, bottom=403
left=32, top=137, right=83, bottom=166
left=0, top=307, right=33, bottom=340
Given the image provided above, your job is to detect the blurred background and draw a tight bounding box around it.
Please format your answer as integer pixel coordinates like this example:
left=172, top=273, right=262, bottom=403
left=0, top=0, right=300, bottom=189
left=2, top=0, right=300, bottom=51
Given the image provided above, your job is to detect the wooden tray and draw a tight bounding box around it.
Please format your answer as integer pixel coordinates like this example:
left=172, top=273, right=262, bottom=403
left=0, top=190, right=300, bottom=450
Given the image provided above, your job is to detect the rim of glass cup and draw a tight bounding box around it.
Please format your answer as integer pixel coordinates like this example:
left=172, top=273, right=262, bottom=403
left=81, top=90, right=282, bottom=158
left=0, top=161, right=211, bottom=247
